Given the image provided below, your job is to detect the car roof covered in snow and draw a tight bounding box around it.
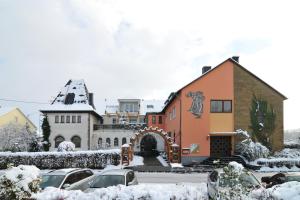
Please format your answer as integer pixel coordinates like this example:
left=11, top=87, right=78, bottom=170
left=46, top=168, right=83, bottom=175
left=100, top=169, right=133, bottom=176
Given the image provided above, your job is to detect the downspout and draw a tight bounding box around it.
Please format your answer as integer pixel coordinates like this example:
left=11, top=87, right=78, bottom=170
left=179, top=94, right=182, bottom=163
left=88, top=113, right=91, bottom=150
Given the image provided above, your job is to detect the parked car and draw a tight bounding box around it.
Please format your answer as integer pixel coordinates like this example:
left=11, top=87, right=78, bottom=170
left=40, top=168, right=94, bottom=190
left=84, top=169, right=138, bottom=192
left=207, top=168, right=261, bottom=199
left=261, top=172, right=300, bottom=188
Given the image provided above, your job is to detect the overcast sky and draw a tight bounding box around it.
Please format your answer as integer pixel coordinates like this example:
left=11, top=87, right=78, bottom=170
left=0, top=0, right=299, bottom=130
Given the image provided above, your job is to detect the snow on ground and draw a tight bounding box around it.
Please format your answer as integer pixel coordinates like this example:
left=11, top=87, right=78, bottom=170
left=268, top=181, right=300, bottom=200
left=128, top=155, right=144, bottom=166
left=156, top=155, right=169, bottom=167
left=33, top=183, right=208, bottom=200
left=170, top=163, right=183, bottom=168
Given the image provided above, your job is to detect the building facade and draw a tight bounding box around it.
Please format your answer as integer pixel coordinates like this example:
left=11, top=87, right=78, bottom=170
left=40, top=79, right=102, bottom=150
left=0, top=107, right=37, bottom=133
left=146, top=57, right=286, bottom=164
left=93, top=99, right=164, bottom=153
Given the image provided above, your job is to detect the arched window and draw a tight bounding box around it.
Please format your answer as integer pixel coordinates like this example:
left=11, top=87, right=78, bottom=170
left=106, top=138, right=111, bottom=147
left=114, top=138, right=119, bottom=147
left=98, top=138, right=102, bottom=148
left=71, top=136, right=81, bottom=148
left=55, top=136, right=65, bottom=148
left=122, top=137, right=127, bottom=145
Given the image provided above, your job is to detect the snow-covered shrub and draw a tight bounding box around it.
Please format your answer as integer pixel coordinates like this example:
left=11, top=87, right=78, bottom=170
left=0, top=150, right=120, bottom=169
left=0, top=123, right=35, bottom=152
left=235, top=130, right=269, bottom=161
left=57, top=141, right=75, bottom=152
left=217, top=162, right=267, bottom=200
left=0, top=165, right=41, bottom=199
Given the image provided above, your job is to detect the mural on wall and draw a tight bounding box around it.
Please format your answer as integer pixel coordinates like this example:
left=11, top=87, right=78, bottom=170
left=249, top=95, right=276, bottom=150
left=186, top=91, right=205, bottom=118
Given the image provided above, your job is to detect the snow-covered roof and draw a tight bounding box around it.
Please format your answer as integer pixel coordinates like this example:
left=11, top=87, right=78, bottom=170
left=52, top=79, right=91, bottom=106
left=40, top=79, right=101, bottom=118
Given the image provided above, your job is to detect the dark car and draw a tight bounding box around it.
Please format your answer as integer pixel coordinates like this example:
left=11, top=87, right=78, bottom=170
left=261, top=172, right=300, bottom=188
left=40, top=168, right=94, bottom=190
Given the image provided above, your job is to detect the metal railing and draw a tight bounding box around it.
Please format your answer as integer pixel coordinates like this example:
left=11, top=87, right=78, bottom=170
left=94, top=123, right=147, bottom=130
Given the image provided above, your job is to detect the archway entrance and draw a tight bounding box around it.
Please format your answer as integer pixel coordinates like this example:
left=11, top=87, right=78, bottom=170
left=120, top=127, right=181, bottom=165
left=140, top=134, right=157, bottom=157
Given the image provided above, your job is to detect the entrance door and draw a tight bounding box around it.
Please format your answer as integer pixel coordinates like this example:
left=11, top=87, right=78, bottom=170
left=210, top=136, right=232, bottom=157
left=140, top=135, right=157, bottom=157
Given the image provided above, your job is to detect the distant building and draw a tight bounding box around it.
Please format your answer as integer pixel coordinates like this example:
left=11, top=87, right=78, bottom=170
left=40, top=79, right=102, bottom=150
left=146, top=57, right=286, bottom=165
left=93, top=99, right=164, bottom=152
left=0, top=107, right=36, bottom=133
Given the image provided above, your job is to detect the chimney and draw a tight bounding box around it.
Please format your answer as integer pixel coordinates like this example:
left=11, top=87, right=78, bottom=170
left=202, top=66, right=211, bottom=74
left=89, top=93, right=95, bottom=109
left=232, top=56, right=239, bottom=63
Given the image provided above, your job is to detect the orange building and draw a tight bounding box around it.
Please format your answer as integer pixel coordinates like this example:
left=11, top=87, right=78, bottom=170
left=146, top=57, right=286, bottom=165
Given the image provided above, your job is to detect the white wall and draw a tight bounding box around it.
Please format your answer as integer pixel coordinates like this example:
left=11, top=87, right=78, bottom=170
left=47, top=113, right=89, bottom=151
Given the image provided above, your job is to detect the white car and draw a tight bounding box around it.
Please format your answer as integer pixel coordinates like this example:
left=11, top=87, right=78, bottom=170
left=207, top=168, right=261, bottom=199
left=84, top=169, right=138, bottom=192
left=40, top=168, right=94, bottom=190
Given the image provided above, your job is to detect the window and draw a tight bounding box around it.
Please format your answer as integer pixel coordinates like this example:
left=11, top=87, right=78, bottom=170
left=71, top=136, right=81, bottom=148
left=106, top=138, right=111, bottom=147
left=98, top=138, right=102, bottom=148
left=211, top=100, right=232, bottom=113
left=61, top=116, right=65, bottom=123
left=114, top=138, right=119, bottom=147
left=147, top=105, right=154, bottom=109
left=122, top=137, right=127, bottom=145
left=152, top=116, right=156, bottom=124
left=77, top=115, right=81, bottom=123
left=159, top=116, right=162, bottom=124
left=129, top=118, right=137, bottom=124
left=172, top=107, right=176, bottom=119
left=54, top=136, right=65, bottom=148
left=112, top=118, right=116, bottom=124
left=72, top=116, right=76, bottom=123
left=55, top=116, right=59, bottom=123
left=66, top=116, right=70, bottom=123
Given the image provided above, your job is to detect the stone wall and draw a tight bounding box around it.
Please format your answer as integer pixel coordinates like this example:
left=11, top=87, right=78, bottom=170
left=234, top=64, right=286, bottom=151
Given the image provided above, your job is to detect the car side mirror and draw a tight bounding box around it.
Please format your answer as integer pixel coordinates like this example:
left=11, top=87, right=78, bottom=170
left=62, top=184, right=71, bottom=189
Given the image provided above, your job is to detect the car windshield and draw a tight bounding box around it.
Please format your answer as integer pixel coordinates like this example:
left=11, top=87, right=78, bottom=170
left=219, top=172, right=260, bottom=188
left=40, top=175, right=65, bottom=189
left=90, top=175, right=125, bottom=188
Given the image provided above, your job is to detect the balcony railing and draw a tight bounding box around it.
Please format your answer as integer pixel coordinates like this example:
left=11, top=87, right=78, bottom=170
left=94, top=123, right=147, bottom=130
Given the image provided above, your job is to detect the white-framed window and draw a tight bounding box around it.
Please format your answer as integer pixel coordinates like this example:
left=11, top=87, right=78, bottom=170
left=77, top=115, right=81, bottom=123
left=55, top=115, right=59, bottom=123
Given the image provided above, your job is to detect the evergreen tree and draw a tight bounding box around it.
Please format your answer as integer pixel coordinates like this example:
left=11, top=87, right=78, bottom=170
left=249, top=95, right=276, bottom=150
left=42, top=115, right=51, bottom=151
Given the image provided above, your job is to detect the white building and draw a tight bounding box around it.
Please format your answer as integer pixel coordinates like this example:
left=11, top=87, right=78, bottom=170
left=93, top=99, right=165, bottom=153
left=40, top=79, right=165, bottom=154
left=40, top=79, right=102, bottom=151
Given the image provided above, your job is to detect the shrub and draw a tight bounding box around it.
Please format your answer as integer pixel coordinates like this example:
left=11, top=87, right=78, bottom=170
left=57, top=141, right=75, bottom=152
left=0, top=165, right=41, bottom=199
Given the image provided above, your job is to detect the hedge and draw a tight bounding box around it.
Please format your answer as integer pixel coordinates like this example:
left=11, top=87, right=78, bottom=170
left=0, top=150, right=120, bottom=169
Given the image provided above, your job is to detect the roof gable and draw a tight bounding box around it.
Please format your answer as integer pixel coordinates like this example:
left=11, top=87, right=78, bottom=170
left=161, top=57, right=287, bottom=111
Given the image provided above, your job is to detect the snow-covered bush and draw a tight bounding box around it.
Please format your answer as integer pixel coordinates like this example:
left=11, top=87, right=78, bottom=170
left=0, top=123, right=36, bottom=152
left=235, top=130, right=269, bottom=161
left=217, top=162, right=267, bottom=200
left=57, top=141, right=75, bottom=152
left=0, top=150, right=120, bottom=169
left=0, top=165, right=41, bottom=199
